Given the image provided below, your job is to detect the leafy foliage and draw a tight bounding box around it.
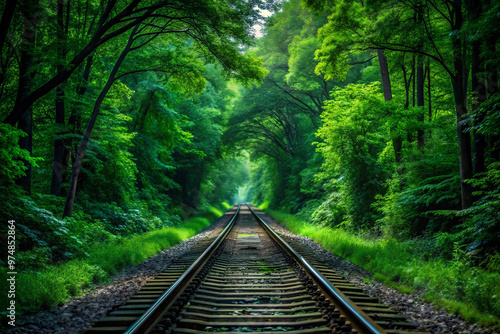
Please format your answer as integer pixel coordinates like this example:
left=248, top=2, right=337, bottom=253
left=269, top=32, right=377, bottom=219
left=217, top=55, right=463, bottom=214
left=0, top=124, right=41, bottom=188
left=0, top=215, right=214, bottom=316
left=460, top=162, right=500, bottom=254
left=315, top=83, right=386, bottom=228
left=1, top=0, right=500, bottom=325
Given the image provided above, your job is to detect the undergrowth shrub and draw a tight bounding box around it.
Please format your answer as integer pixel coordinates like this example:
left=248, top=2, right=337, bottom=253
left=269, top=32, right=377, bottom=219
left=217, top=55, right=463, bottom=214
left=311, top=190, right=346, bottom=227
left=0, top=197, right=119, bottom=270
left=0, top=124, right=42, bottom=190
left=460, top=162, right=500, bottom=255
left=86, top=202, right=166, bottom=236
left=12, top=198, right=109, bottom=262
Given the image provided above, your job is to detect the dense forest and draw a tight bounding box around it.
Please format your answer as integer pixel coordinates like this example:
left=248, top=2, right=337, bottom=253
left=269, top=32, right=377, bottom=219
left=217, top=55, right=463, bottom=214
left=1, top=0, right=263, bottom=256
left=1, top=0, right=499, bottom=329
left=238, top=0, right=500, bottom=257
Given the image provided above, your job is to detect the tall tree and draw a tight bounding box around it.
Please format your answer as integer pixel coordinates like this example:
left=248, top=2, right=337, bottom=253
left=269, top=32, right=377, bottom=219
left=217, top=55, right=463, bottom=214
left=14, top=0, right=39, bottom=194
left=305, top=0, right=478, bottom=208
left=61, top=0, right=269, bottom=216
left=0, top=0, right=18, bottom=86
left=416, top=5, right=425, bottom=149
left=50, top=0, right=70, bottom=196
left=377, top=49, right=404, bottom=163
left=64, top=24, right=141, bottom=217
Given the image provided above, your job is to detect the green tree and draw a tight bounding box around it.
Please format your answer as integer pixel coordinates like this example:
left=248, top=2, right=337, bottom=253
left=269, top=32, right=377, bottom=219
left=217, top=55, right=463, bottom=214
left=315, top=83, right=386, bottom=227
left=304, top=0, right=499, bottom=209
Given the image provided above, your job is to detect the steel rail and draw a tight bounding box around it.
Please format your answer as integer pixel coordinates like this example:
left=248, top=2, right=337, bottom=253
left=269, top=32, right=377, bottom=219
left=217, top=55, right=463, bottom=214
left=124, top=204, right=241, bottom=334
left=247, top=204, right=386, bottom=334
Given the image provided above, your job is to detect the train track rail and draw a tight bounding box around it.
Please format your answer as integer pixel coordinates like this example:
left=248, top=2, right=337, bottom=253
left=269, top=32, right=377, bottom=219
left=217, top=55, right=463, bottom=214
left=86, top=204, right=426, bottom=334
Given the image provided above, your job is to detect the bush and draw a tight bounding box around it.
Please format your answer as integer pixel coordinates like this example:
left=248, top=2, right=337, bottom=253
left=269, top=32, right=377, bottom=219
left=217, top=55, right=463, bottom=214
left=0, top=123, right=41, bottom=189
left=460, top=162, right=500, bottom=255
left=86, top=202, right=167, bottom=236
left=311, top=191, right=346, bottom=227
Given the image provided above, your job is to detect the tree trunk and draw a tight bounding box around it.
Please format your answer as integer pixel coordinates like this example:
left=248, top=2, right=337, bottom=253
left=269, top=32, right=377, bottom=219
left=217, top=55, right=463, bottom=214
left=377, top=49, right=392, bottom=101
left=0, top=1, right=18, bottom=87
left=402, top=64, right=411, bottom=109
left=452, top=0, right=473, bottom=209
left=62, top=54, right=95, bottom=191
left=455, top=82, right=473, bottom=209
left=50, top=0, right=68, bottom=196
left=417, top=56, right=425, bottom=148
left=63, top=24, right=139, bottom=217
left=468, top=0, right=486, bottom=174
left=427, top=62, right=432, bottom=122
left=412, top=54, right=416, bottom=108
left=377, top=49, right=401, bottom=162
left=416, top=6, right=425, bottom=149
left=14, top=1, right=37, bottom=194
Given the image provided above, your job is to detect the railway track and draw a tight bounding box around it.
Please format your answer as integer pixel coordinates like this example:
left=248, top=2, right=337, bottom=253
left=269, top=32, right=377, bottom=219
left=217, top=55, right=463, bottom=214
left=86, top=204, right=426, bottom=334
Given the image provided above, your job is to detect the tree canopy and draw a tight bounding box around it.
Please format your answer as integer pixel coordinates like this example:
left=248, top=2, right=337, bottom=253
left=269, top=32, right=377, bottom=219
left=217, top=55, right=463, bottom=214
left=0, top=0, right=272, bottom=266
left=227, top=0, right=500, bottom=257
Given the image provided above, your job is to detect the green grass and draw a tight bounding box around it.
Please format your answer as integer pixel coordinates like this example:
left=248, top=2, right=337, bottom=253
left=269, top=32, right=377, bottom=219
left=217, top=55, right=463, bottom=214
left=221, top=201, right=233, bottom=210
left=268, top=210, right=500, bottom=329
left=86, top=227, right=186, bottom=274
left=208, top=207, right=224, bottom=219
left=257, top=201, right=270, bottom=210
left=0, top=212, right=220, bottom=321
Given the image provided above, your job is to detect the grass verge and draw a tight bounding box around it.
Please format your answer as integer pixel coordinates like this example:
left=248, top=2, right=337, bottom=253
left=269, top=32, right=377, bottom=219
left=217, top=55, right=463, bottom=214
left=0, top=208, right=223, bottom=319
left=257, top=201, right=270, bottom=210
left=221, top=201, right=233, bottom=210
left=268, top=210, right=500, bottom=329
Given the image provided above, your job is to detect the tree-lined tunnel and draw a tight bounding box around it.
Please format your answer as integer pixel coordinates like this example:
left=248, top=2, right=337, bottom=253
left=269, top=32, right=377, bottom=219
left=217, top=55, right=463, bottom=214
left=1, top=0, right=499, bottom=332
